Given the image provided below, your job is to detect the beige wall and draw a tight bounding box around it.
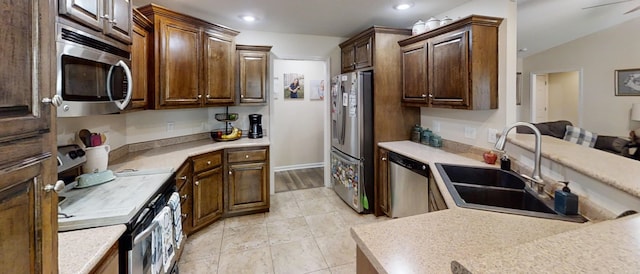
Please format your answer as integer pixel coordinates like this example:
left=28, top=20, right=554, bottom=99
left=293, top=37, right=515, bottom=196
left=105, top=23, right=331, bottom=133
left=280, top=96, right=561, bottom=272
left=521, top=16, right=640, bottom=137
left=548, top=72, right=579, bottom=124
left=417, top=0, right=518, bottom=149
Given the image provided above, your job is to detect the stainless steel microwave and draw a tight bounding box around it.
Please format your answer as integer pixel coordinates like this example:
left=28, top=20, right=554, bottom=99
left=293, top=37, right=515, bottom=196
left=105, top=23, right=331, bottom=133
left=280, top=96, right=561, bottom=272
left=55, top=23, right=132, bottom=117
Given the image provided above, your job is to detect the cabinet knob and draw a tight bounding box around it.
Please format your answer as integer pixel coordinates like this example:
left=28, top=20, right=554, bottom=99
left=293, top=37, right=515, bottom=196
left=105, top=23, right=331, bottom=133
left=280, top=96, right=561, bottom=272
left=206, top=94, right=211, bottom=99
left=181, top=213, right=188, bottom=219
left=381, top=157, right=387, bottom=161
left=207, top=161, right=211, bottom=165
left=198, top=95, right=202, bottom=99
left=245, top=155, right=249, bottom=159
left=421, top=94, right=427, bottom=98
left=44, top=180, right=65, bottom=193
left=42, top=95, right=62, bottom=107
left=195, top=181, right=199, bottom=186
left=101, top=14, right=110, bottom=20
left=428, top=94, right=433, bottom=98
left=181, top=194, right=188, bottom=201
left=241, top=94, right=244, bottom=98
left=228, top=171, right=232, bottom=175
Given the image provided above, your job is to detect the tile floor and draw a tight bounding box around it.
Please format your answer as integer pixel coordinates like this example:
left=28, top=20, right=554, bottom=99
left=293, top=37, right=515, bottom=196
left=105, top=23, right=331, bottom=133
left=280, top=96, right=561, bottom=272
left=178, top=187, right=390, bottom=274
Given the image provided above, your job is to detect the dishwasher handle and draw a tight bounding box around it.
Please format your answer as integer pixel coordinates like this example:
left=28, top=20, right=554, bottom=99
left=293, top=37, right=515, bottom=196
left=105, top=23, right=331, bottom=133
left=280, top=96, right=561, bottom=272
left=388, top=152, right=429, bottom=177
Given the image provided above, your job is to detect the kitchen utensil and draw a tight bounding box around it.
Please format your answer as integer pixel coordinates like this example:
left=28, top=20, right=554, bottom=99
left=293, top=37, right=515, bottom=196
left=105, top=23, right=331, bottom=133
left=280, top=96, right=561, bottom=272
left=75, top=169, right=116, bottom=188
left=83, top=145, right=110, bottom=173
left=78, top=129, right=91, bottom=147
left=90, top=133, right=102, bottom=147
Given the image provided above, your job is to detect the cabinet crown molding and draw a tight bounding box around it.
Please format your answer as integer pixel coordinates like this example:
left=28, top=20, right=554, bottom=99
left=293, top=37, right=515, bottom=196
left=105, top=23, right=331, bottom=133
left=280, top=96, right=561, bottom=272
left=137, top=3, right=240, bottom=37
left=340, top=26, right=411, bottom=48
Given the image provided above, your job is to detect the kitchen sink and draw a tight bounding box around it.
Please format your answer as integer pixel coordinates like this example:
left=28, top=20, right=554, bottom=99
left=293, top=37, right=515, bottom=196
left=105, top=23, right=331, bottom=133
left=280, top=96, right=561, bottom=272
left=435, top=163, right=587, bottom=223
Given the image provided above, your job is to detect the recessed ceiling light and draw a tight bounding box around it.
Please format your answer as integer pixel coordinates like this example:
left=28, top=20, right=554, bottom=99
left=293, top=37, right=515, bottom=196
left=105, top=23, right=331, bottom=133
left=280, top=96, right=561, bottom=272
left=394, top=2, right=414, bottom=10
left=241, top=15, right=256, bottom=22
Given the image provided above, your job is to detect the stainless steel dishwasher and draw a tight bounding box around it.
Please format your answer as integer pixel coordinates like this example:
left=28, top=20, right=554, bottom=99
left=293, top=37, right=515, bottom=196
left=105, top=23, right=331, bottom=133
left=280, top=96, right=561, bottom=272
left=388, top=151, right=429, bottom=218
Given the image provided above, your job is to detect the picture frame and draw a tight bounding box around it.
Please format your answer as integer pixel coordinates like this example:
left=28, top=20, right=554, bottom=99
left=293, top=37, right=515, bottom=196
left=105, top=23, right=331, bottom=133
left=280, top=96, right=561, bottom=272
left=516, top=72, right=522, bottom=105
left=284, top=73, right=305, bottom=99
left=615, top=68, right=640, bottom=96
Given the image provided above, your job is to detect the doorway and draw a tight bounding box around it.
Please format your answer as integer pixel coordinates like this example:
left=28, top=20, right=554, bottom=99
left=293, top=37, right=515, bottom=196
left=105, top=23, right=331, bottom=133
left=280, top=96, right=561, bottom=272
left=530, top=70, right=581, bottom=125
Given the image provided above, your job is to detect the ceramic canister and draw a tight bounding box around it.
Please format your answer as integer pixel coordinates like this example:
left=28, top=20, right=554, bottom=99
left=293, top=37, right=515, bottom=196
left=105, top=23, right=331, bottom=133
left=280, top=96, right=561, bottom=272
left=412, top=20, right=426, bottom=35
left=83, top=145, right=110, bottom=173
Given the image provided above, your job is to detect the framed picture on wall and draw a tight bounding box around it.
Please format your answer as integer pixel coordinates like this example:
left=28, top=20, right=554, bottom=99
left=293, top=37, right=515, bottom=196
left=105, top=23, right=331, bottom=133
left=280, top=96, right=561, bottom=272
left=615, top=68, right=640, bottom=96
left=284, top=73, right=305, bottom=99
left=309, top=80, right=325, bottom=100
left=516, top=72, right=522, bottom=105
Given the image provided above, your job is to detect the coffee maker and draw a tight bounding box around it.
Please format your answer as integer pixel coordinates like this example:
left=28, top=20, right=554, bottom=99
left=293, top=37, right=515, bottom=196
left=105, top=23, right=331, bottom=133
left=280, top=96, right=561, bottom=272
left=249, top=114, right=263, bottom=138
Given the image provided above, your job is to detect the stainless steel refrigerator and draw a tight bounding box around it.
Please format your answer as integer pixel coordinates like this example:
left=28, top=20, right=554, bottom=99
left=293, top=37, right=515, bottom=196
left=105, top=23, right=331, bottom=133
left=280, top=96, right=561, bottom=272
left=330, top=71, right=374, bottom=213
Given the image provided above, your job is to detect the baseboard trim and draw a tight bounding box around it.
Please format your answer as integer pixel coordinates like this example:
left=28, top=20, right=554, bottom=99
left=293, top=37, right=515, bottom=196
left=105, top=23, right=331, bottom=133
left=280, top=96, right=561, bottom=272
left=274, top=162, right=324, bottom=172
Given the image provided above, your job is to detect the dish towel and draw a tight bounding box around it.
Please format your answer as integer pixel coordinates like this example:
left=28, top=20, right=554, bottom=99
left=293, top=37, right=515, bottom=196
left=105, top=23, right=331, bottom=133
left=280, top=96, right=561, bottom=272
left=152, top=206, right=175, bottom=274
left=168, top=192, right=184, bottom=247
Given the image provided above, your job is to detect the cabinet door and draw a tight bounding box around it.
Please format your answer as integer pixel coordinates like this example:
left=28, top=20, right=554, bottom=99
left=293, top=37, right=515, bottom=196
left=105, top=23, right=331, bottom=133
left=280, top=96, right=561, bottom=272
left=0, top=158, right=56, bottom=273
left=193, top=166, right=224, bottom=228
left=341, top=46, right=355, bottom=73
left=430, top=31, right=469, bottom=108
left=401, top=42, right=429, bottom=105
left=378, top=149, right=391, bottom=216
left=1, top=0, right=53, bottom=144
left=129, top=15, right=149, bottom=110
left=158, top=18, right=201, bottom=108
left=104, top=0, right=132, bottom=44
left=227, top=162, right=268, bottom=214
left=238, top=51, right=268, bottom=104
left=203, top=32, right=235, bottom=105
left=59, top=0, right=103, bottom=31
left=354, top=36, right=372, bottom=69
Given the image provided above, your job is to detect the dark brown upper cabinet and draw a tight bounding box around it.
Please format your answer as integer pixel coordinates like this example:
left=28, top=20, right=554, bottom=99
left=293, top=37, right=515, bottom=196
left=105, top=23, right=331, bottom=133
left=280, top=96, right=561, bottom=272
left=236, top=45, right=271, bottom=105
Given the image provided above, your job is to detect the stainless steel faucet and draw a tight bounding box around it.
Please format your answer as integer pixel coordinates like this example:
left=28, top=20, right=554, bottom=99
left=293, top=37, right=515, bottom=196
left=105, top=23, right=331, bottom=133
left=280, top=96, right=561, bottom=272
left=494, top=122, right=545, bottom=194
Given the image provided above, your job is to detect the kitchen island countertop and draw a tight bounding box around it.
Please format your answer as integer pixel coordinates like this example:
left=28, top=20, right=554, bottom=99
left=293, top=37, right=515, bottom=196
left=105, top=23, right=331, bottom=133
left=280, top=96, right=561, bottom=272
left=355, top=140, right=640, bottom=273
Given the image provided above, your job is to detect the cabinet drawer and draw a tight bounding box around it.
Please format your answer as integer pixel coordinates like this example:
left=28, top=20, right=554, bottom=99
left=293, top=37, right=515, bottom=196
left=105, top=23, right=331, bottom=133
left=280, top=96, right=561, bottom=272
left=192, top=151, right=222, bottom=173
left=227, top=149, right=267, bottom=163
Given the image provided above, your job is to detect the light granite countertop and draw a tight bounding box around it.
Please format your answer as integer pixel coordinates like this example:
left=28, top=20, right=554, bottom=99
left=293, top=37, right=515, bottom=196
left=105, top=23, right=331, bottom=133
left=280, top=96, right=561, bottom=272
left=58, top=137, right=270, bottom=274
left=58, top=225, right=125, bottom=274
left=354, top=140, right=640, bottom=273
left=506, top=134, right=640, bottom=199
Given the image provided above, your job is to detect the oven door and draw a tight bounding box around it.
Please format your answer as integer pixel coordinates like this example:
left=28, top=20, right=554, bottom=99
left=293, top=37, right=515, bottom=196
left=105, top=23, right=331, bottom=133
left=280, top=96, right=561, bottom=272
left=56, top=26, right=132, bottom=117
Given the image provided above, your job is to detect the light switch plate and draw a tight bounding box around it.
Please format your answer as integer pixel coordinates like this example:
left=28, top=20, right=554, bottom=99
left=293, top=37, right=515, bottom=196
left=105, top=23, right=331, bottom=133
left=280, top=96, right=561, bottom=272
left=464, top=126, right=477, bottom=139
left=433, top=121, right=441, bottom=132
left=487, top=128, right=498, bottom=143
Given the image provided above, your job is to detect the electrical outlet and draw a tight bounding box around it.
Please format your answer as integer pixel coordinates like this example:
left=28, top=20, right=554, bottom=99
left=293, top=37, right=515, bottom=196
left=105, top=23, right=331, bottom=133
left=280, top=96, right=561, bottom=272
left=167, top=122, right=175, bottom=132
left=464, top=126, right=477, bottom=139
left=487, top=128, right=498, bottom=143
left=433, top=121, right=441, bottom=132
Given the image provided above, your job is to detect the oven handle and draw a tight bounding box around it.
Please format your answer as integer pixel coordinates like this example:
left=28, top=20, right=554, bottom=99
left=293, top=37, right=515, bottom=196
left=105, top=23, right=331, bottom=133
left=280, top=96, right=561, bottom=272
left=106, top=60, right=133, bottom=110
left=133, top=220, right=159, bottom=245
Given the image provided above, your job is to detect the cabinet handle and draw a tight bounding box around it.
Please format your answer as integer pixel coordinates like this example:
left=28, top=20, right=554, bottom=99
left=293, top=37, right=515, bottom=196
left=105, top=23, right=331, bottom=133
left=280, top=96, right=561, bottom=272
left=101, top=14, right=110, bottom=20
left=195, top=181, right=199, bottom=186
left=177, top=176, right=187, bottom=180
left=381, top=157, right=387, bottom=161
left=42, top=95, right=62, bottom=107
left=44, top=180, right=65, bottom=193
left=181, top=213, right=188, bottom=220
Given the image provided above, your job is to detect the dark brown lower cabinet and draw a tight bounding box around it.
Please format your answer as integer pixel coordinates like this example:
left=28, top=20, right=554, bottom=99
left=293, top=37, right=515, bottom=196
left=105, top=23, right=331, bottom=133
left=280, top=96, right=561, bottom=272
left=226, top=147, right=270, bottom=216
left=192, top=165, right=224, bottom=230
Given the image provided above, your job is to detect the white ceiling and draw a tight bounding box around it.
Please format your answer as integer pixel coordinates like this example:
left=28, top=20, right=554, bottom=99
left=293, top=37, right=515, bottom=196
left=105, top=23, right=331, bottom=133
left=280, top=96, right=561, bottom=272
left=132, top=0, right=640, bottom=58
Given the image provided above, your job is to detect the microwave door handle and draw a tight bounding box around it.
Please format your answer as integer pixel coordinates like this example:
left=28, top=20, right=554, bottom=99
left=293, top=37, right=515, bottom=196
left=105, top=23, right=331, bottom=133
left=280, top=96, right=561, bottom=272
left=133, top=220, right=159, bottom=245
left=107, top=60, right=133, bottom=110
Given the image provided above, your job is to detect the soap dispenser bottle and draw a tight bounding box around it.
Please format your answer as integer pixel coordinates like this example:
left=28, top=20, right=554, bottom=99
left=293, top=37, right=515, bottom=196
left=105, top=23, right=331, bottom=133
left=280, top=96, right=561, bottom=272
left=554, top=182, right=579, bottom=215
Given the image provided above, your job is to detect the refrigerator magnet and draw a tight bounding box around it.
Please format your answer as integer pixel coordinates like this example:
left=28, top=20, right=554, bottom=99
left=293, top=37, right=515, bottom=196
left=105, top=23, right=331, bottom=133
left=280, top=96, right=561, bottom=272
left=342, top=93, right=348, bottom=106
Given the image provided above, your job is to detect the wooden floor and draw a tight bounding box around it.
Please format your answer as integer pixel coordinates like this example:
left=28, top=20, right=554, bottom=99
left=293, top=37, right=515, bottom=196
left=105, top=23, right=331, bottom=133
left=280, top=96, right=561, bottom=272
left=274, top=167, right=324, bottom=192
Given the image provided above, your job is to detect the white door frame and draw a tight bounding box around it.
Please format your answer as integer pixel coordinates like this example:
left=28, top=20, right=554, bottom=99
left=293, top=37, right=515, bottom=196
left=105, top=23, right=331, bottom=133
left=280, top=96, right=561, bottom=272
left=529, top=68, right=584, bottom=126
